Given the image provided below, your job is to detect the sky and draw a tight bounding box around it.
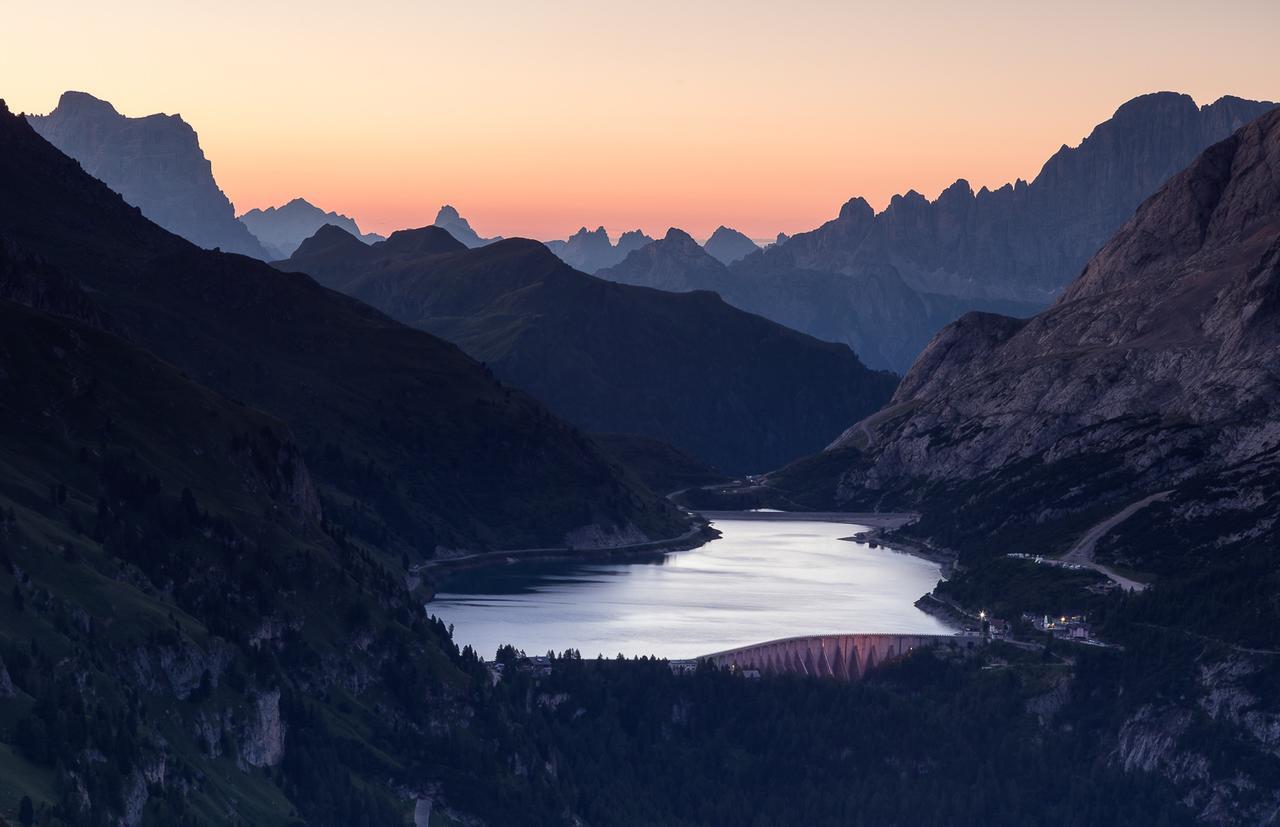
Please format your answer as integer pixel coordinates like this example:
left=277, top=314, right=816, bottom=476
left=4, top=0, right=1279, bottom=240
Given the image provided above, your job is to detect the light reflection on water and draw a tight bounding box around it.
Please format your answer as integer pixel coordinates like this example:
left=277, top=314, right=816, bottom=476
left=428, top=518, right=953, bottom=660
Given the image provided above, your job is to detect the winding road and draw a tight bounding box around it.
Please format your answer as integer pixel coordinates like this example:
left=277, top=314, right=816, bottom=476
left=1060, top=491, right=1171, bottom=592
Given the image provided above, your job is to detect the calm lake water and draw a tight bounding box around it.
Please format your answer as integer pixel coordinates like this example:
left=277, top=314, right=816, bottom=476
left=428, top=517, right=953, bottom=660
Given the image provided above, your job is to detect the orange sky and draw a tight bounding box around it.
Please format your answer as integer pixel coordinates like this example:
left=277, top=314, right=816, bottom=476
left=4, top=1, right=1278, bottom=240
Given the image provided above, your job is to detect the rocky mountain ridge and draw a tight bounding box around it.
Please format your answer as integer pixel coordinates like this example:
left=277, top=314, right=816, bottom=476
left=595, top=93, right=1276, bottom=372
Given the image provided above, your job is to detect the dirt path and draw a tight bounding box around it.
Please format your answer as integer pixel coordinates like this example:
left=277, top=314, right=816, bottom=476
left=1061, top=491, right=1171, bottom=592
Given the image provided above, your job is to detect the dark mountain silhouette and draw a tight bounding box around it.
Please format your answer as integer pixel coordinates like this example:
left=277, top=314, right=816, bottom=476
left=762, top=107, right=1280, bottom=585
left=26, top=91, right=269, bottom=259
left=433, top=204, right=500, bottom=247
left=545, top=226, right=655, bottom=273
left=239, top=197, right=384, bottom=259
left=596, top=93, right=1276, bottom=372
left=280, top=227, right=897, bottom=473
left=702, top=225, right=759, bottom=264
left=0, top=99, right=689, bottom=554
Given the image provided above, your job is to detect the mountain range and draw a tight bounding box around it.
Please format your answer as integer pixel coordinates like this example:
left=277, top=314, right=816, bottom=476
left=598, top=93, right=1277, bottom=372
left=280, top=224, right=897, bottom=473
left=544, top=225, right=654, bottom=273
left=753, top=105, right=1280, bottom=606
left=26, top=91, right=270, bottom=259
left=239, top=197, right=385, bottom=259
left=1, top=100, right=690, bottom=555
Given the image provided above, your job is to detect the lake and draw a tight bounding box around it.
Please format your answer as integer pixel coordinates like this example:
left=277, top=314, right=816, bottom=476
left=427, top=516, right=953, bottom=660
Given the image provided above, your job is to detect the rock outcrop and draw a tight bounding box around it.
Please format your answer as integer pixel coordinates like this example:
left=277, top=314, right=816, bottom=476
left=26, top=91, right=268, bottom=259
left=239, top=197, right=384, bottom=259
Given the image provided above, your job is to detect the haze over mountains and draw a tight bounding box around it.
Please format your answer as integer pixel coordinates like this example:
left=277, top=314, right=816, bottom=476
left=239, top=197, right=385, bottom=259
left=599, top=93, right=1277, bottom=372
left=281, top=224, right=896, bottom=473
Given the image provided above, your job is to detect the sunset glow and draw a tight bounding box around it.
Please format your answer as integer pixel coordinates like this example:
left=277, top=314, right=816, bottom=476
left=5, top=0, right=1277, bottom=239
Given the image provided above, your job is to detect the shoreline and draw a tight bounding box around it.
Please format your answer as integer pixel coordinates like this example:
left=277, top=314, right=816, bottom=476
left=413, top=520, right=717, bottom=578
left=697, top=509, right=918, bottom=529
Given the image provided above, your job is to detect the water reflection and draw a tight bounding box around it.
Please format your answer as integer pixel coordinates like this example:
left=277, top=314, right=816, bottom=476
left=429, top=518, right=953, bottom=660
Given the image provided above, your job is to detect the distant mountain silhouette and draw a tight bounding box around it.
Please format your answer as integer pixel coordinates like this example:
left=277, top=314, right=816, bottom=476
left=601, top=228, right=735, bottom=293
left=596, top=92, right=1276, bottom=372
left=545, top=226, right=655, bottom=273
left=280, top=226, right=897, bottom=473
left=239, top=197, right=384, bottom=259
left=26, top=91, right=269, bottom=259
left=702, top=226, right=759, bottom=265
left=433, top=204, right=500, bottom=248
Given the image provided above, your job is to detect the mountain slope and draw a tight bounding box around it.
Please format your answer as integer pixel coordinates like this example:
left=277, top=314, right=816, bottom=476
left=239, top=197, right=384, bottom=259
left=765, top=107, right=1280, bottom=588
left=26, top=91, right=269, bottom=259
left=0, top=99, right=688, bottom=554
left=280, top=229, right=898, bottom=473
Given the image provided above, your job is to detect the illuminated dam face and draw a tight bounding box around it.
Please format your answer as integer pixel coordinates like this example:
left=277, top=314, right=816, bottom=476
left=703, top=633, right=981, bottom=681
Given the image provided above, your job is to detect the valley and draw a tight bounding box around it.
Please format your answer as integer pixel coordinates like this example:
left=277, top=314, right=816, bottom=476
left=1, top=9, right=1279, bottom=823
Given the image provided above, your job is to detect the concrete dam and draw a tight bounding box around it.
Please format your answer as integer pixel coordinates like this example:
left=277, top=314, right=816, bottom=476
left=702, top=632, right=981, bottom=681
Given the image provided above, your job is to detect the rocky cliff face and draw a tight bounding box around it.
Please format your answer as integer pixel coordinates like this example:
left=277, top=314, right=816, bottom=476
left=26, top=91, right=268, bottom=259
left=239, top=197, right=384, bottom=259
